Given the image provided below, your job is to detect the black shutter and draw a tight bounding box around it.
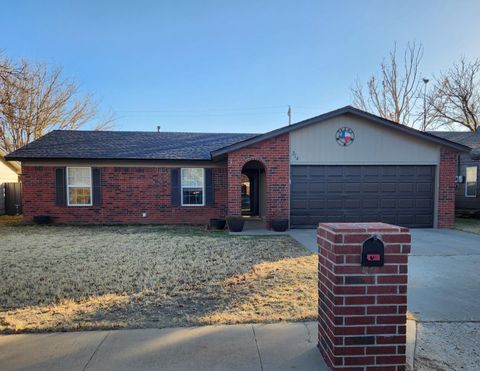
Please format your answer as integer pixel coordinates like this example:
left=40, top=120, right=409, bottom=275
left=205, top=168, right=214, bottom=206
left=55, top=168, right=66, bottom=206
left=171, top=168, right=181, bottom=206
left=92, top=168, right=102, bottom=206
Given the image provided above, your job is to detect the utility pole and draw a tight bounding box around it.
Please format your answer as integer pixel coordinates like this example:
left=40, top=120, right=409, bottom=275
left=287, top=105, right=292, bottom=125
left=422, top=78, right=429, bottom=131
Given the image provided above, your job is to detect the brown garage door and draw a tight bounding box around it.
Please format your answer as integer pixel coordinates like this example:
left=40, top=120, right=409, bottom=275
left=290, top=165, right=435, bottom=228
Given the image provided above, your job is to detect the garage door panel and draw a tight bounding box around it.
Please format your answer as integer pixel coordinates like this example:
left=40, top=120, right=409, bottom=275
left=380, top=216, right=398, bottom=225
left=309, top=185, right=327, bottom=194
left=344, top=199, right=362, bottom=208
left=363, top=199, right=379, bottom=208
left=398, top=199, right=415, bottom=208
left=362, top=183, right=379, bottom=192
left=398, top=166, right=416, bottom=176
left=324, top=167, right=343, bottom=176
left=416, top=199, right=433, bottom=208
left=344, top=183, right=361, bottom=192
left=397, top=215, right=416, bottom=225
left=307, top=166, right=327, bottom=176
left=381, top=183, right=397, bottom=192
left=309, top=200, right=327, bottom=209
left=327, top=200, right=346, bottom=209
left=343, top=167, right=362, bottom=176
left=327, top=215, right=344, bottom=222
left=416, top=215, right=434, bottom=225
left=291, top=183, right=308, bottom=194
left=290, top=165, right=435, bottom=228
left=380, top=199, right=396, bottom=208
left=416, top=183, right=433, bottom=192
left=362, top=214, right=381, bottom=222
left=398, top=183, right=414, bottom=192
left=290, top=199, right=309, bottom=210
left=416, top=166, right=435, bottom=176
left=381, top=167, right=398, bottom=176
left=326, top=182, right=343, bottom=192
left=291, top=166, right=309, bottom=177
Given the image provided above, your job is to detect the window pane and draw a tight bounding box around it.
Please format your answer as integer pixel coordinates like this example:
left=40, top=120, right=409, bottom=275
left=466, top=183, right=476, bottom=196
left=68, top=168, right=91, bottom=186
left=181, top=168, right=204, bottom=188
left=182, top=188, right=203, bottom=205
left=466, top=166, right=478, bottom=197
left=69, top=187, right=91, bottom=205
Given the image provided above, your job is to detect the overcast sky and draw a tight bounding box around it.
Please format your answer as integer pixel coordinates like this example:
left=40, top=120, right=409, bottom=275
left=3, top=0, right=480, bottom=133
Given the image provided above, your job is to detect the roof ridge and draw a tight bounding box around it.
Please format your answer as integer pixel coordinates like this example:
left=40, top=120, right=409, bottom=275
left=428, top=131, right=478, bottom=133
left=54, top=129, right=259, bottom=135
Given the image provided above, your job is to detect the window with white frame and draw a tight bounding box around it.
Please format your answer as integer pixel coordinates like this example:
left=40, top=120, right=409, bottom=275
left=67, top=167, right=92, bottom=206
left=465, top=166, right=478, bottom=197
left=181, top=168, right=204, bottom=206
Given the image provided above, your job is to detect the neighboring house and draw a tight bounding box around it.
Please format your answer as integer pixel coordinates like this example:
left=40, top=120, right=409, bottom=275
left=0, top=152, right=21, bottom=215
left=6, top=106, right=470, bottom=228
left=429, top=132, right=480, bottom=216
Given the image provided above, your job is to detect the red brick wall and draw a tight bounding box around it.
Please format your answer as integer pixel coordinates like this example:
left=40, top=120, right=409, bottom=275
left=21, top=165, right=228, bottom=224
left=317, top=222, right=410, bottom=370
left=438, top=147, right=457, bottom=228
left=227, top=134, right=290, bottom=225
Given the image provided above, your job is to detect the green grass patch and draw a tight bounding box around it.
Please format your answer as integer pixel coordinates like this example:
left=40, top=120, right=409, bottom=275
left=455, top=217, right=480, bottom=234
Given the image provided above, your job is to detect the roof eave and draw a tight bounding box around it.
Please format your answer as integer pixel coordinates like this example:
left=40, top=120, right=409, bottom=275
left=0, top=157, right=21, bottom=172
left=5, top=156, right=216, bottom=162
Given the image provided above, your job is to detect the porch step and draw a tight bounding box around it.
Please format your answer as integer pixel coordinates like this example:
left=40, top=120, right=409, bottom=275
left=243, top=218, right=267, bottom=230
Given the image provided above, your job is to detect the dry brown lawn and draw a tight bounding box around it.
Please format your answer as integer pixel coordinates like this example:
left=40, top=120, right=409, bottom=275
left=455, top=217, right=480, bottom=234
left=0, top=221, right=316, bottom=333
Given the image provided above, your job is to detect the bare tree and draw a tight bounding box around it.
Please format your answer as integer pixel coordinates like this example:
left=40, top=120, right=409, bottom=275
left=0, top=54, right=115, bottom=153
left=427, top=58, right=480, bottom=132
left=352, top=42, right=424, bottom=127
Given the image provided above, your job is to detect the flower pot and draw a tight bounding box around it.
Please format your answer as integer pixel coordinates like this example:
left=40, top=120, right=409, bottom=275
left=226, top=216, right=245, bottom=232
left=210, top=218, right=226, bottom=230
left=33, top=215, right=52, bottom=225
left=271, top=218, right=288, bottom=232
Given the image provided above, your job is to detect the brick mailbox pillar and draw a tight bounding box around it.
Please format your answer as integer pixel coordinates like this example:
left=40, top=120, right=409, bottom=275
left=317, top=222, right=410, bottom=370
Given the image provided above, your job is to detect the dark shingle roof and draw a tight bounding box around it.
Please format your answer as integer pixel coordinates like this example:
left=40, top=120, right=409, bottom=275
left=7, top=108, right=474, bottom=162
left=6, top=130, right=259, bottom=161
left=429, top=131, right=480, bottom=150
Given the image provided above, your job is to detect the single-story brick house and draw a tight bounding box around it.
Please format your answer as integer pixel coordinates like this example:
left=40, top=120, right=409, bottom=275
left=428, top=131, right=480, bottom=216
left=6, top=106, right=470, bottom=228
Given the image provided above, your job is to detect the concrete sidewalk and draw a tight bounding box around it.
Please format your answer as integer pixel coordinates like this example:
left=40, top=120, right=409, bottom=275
left=0, top=322, right=327, bottom=371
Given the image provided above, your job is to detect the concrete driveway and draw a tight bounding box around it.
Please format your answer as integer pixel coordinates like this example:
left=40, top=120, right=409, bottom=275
left=290, top=227, right=480, bottom=320
left=408, top=228, right=480, bottom=321
left=408, top=229, right=480, bottom=370
left=289, top=227, right=480, bottom=370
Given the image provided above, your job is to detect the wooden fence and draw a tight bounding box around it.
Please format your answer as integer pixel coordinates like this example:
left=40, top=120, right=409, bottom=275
left=1, top=182, right=22, bottom=215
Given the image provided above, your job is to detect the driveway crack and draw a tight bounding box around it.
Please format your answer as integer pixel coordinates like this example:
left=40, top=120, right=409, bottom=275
left=251, top=325, right=264, bottom=371
left=83, top=332, right=109, bottom=371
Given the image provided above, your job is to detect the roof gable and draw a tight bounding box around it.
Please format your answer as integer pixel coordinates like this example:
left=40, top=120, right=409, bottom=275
left=211, top=106, right=471, bottom=157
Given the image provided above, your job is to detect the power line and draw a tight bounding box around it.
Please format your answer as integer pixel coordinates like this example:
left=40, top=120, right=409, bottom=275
left=116, top=105, right=321, bottom=115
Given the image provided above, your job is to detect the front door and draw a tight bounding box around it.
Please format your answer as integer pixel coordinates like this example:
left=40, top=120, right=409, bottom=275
left=241, top=170, right=260, bottom=216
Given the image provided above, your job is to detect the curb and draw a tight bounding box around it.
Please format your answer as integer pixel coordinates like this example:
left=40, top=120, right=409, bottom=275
left=406, top=319, right=417, bottom=370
